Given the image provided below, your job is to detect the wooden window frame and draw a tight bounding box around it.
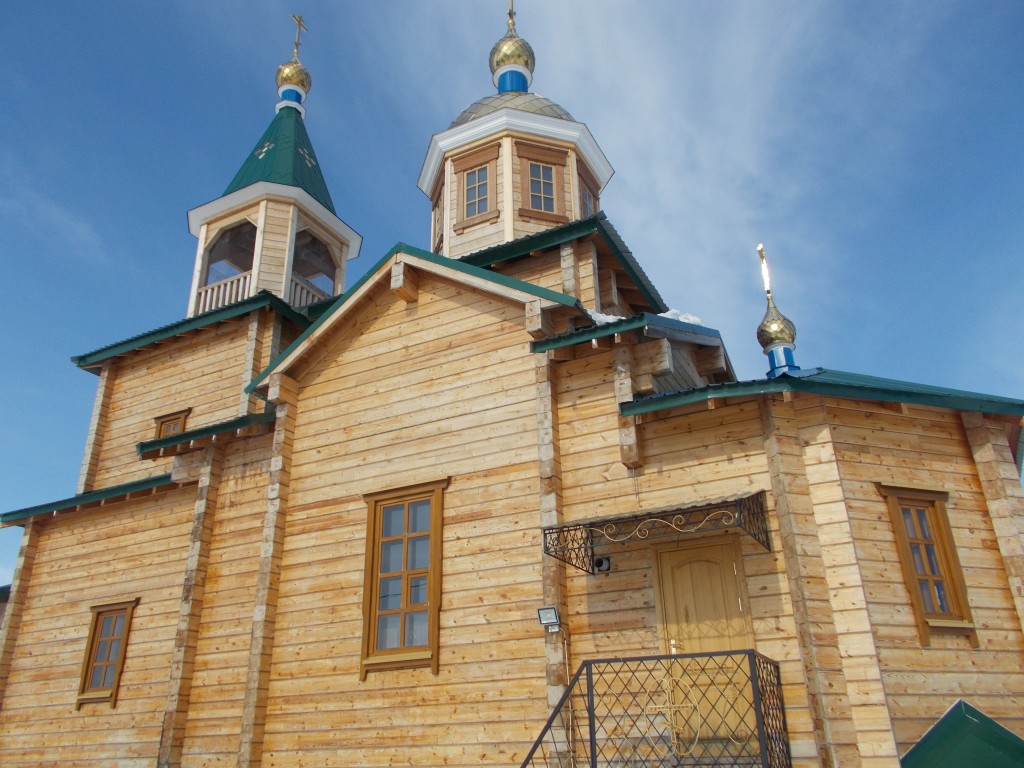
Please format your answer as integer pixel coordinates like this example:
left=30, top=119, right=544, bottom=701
left=453, top=144, right=500, bottom=233
left=77, top=598, right=139, bottom=709
left=578, top=163, right=600, bottom=219
left=154, top=408, right=191, bottom=439
left=877, top=484, right=977, bottom=647
left=515, top=141, right=568, bottom=225
left=360, top=479, right=448, bottom=679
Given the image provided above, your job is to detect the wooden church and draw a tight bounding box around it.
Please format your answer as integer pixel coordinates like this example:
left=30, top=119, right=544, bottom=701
left=1, top=9, right=1023, bottom=768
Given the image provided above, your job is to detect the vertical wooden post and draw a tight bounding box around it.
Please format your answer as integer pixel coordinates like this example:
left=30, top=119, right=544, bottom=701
left=535, top=354, right=569, bottom=712
left=612, top=345, right=643, bottom=468
left=158, top=446, right=223, bottom=768
left=240, top=312, right=264, bottom=416
left=0, top=520, right=39, bottom=710
left=237, top=374, right=298, bottom=768
left=761, top=395, right=862, bottom=768
left=961, top=411, right=1024, bottom=637
left=798, top=399, right=900, bottom=768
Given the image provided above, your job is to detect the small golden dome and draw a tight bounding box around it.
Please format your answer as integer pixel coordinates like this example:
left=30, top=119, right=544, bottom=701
left=489, top=30, right=535, bottom=76
left=276, top=57, right=311, bottom=92
left=756, top=295, right=797, bottom=349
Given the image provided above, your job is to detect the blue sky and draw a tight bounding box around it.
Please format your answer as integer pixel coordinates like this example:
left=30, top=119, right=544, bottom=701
left=1, top=1, right=1022, bottom=582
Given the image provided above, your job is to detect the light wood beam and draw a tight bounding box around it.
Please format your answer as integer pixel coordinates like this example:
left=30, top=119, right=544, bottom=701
left=390, top=262, right=420, bottom=304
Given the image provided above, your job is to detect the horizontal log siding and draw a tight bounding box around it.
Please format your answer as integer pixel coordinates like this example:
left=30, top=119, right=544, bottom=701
left=180, top=438, right=271, bottom=767
left=820, top=398, right=1024, bottom=751
left=93, top=318, right=253, bottom=488
left=262, top=276, right=549, bottom=766
left=0, top=487, right=194, bottom=767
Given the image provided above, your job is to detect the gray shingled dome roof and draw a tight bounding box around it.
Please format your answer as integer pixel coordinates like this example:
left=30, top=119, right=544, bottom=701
left=450, top=92, right=574, bottom=127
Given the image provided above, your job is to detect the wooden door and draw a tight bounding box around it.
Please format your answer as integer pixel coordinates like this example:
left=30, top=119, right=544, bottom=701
left=656, top=539, right=756, bottom=758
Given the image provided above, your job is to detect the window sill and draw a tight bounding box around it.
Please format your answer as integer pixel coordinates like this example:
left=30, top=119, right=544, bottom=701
left=76, top=691, right=113, bottom=710
left=454, top=209, right=500, bottom=234
left=360, top=648, right=433, bottom=680
left=924, top=617, right=979, bottom=648
left=519, top=208, right=568, bottom=225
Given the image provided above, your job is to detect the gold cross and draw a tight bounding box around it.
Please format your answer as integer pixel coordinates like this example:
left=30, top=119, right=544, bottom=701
left=292, top=14, right=308, bottom=59
left=507, top=0, right=516, bottom=32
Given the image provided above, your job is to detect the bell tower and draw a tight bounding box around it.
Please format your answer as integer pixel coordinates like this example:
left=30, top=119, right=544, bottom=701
left=186, top=17, right=361, bottom=317
left=418, top=3, right=613, bottom=259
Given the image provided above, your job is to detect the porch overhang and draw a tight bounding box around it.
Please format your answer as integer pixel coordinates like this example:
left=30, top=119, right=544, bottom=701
left=543, top=491, right=770, bottom=573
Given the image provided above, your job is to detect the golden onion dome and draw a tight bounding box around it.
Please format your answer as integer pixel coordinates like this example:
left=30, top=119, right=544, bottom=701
left=489, top=29, right=535, bottom=76
left=756, top=295, right=797, bottom=349
left=276, top=56, right=312, bottom=92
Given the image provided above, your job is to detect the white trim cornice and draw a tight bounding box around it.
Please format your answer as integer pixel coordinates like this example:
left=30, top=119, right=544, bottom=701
left=417, top=108, right=614, bottom=197
left=187, top=182, right=363, bottom=261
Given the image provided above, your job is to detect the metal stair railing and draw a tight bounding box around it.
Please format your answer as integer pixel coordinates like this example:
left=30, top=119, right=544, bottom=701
left=520, top=650, right=791, bottom=768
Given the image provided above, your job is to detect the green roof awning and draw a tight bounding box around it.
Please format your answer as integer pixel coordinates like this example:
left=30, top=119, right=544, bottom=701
left=137, top=412, right=276, bottom=459
left=531, top=312, right=722, bottom=353
left=623, top=368, right=1024, bottom=418
left=1, top=474, right=180, bottom=525
left=72, top=292, right=309, bottom=372
left=902, top=700, right=1024, bottom=768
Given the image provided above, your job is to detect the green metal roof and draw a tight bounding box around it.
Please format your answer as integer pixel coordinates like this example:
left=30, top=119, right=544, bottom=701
left=224, top=105, right=335, bottom=214
left=460, top=213, right=668, bottom=313
left=531, top=312, right=722, bottom=353
left=1, top=474, right=178, bottom=525
left=246, top=243, right=582, bottom=394
left=901, top=700, right=1024, bottom=768
left=137, top=412, right=276, bottom=458
left=72, top=292, right=310, bottom=372
left=622, top=368, right=1024, bottom=418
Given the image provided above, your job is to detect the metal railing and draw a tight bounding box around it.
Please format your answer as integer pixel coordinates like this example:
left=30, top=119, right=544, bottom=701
left=521, top=651, right=790, bottom=768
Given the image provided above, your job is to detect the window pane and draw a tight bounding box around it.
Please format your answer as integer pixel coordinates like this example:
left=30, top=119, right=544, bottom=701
left=918, top=580, right=935, bottom=613
left=376, top=615, right=401, bottom=650
left=407, top=536, right=430, bottom=570
left=466, top=200, right=477, bottom=217
left=405, top=611, right=428, bottom=647
left=934, top=581, right=950, bottom=614
left=916, top=508, right=932, bottom=540
left=107, top=639, right=121, bottom=662
left=531, top=178, right=542, bottom=195
left=478, top=181, right=487, bottom=199
left=382, top=505, right=404, bottom=537
left=102, top=664, right=116, bottom=688
left=379, top=576, right=402, bottom=611
left=90, top=666, right=105, bottom=689
left=112, top=614, right=125, bottom=637
left=901, top=508, right=916, bottom=536
left=909, top=543, right=925, bottom=576
left=380, top=540, right=403, bottom=573
left=95, top=640, right=109, bottom=663
left=408, top=500, right=431, bottom=533
left=409, top=576, right=427, bottom=605
left=542, top=165, right=553, bottom=182
left=925, top=544, right=941, bottom=577
left=100, top=615, right=114, bottom=638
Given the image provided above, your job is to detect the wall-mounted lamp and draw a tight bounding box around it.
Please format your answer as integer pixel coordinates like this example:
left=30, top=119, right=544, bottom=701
left=593, top=555, right=612, bottom=573
left=537, top=606, right=561, bottom=633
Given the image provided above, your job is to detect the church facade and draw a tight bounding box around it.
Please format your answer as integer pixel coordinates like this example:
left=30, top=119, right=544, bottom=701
left=1, top=11, right=1023, bottom=768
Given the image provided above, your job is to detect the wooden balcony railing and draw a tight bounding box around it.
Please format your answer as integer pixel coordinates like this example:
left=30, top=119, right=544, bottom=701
left=195, top=272, right=251, bottom=314
left=521, top=650, right=790, bottom=768
left=289, top=274, right=330, bottom=307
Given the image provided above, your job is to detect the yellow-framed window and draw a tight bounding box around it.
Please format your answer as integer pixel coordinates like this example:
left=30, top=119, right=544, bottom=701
left=878, top=484, right=977, bottom=647
left=77, top=598, right=139, bottom=708
left=361, top=479, right=448, bottom=678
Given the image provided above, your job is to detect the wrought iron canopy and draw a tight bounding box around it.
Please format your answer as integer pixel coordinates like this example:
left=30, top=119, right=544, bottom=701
left=543, top=491, right=770, bottom=573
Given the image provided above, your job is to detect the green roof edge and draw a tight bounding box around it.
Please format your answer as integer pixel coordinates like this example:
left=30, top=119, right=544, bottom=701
left=246, top=243, right=581, bottom=394
left=460, top=212, right=668, bottom=313
left=1, top=474, right=178, bottom=525
left=72, top=292, right=310, bottom=371
left=531, top=312, right=721, bottom=353
left=137, top=412, right=276, bottom=457
left=622, top=368, right=1024, bottom=418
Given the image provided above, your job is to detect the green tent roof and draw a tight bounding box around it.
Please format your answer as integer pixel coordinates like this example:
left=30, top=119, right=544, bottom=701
left=224, top=105, right=335, bottom=214
left=901, top=700, right=1024, bottom=768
